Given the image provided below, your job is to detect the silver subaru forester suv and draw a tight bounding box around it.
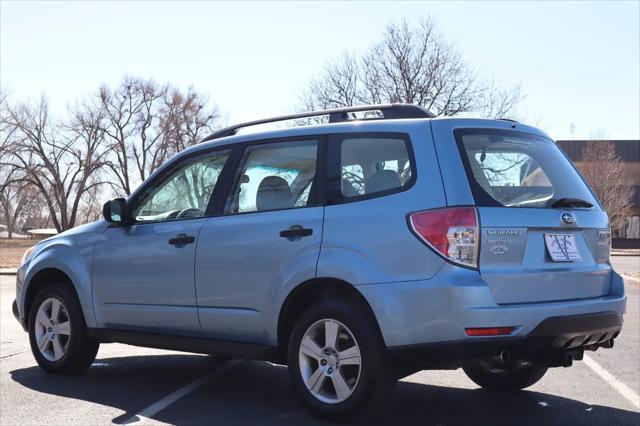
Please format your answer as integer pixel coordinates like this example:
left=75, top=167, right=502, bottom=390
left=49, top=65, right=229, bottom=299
left=13, top=104, right=626, bottom=417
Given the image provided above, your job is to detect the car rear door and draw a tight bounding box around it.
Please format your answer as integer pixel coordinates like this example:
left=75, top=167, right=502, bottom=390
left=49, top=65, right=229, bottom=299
left=195, top=137, right=324, bottom=345
left=432, top=120, right=612, bottom=304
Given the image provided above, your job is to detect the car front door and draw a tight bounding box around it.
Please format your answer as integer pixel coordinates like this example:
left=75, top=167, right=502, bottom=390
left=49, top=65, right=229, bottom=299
left=195, top=138, right=324, bottom=345
left=92, top=148, right=232, bottom=334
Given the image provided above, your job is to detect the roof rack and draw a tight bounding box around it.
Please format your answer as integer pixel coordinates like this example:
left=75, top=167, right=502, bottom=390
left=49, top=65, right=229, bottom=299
left=201, top=104, right=434, bottom=142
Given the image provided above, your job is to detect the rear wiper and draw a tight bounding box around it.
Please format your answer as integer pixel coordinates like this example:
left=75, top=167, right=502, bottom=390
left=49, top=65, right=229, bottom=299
left=550, top=198, right=593, bottom=208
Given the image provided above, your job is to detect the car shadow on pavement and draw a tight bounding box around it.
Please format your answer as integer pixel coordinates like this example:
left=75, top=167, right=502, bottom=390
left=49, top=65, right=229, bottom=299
left=10, top=355, right=640, bottom=426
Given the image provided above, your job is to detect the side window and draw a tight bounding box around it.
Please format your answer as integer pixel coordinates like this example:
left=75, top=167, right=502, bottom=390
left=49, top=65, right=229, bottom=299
left=132, top=149, right=231, bottom=222
left=340, top=136, right=413, bottom=198
left=225, top=139, right=319, bottom=214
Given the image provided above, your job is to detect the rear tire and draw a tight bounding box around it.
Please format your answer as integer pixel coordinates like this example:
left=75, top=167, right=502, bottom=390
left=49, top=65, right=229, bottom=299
left=287, top=298, right=388, bottom=419
left=463, top=362, right=547, bottom=391
left=28, top=282, right=99, bottom=374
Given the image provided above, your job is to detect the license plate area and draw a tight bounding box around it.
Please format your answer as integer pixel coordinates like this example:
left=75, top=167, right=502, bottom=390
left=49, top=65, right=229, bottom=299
left=544, top=233, right=582, bottom=261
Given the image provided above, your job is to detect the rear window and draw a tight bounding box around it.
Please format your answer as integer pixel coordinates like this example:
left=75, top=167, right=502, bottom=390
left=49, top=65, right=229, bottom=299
left=455, top=129, right=597, bottom=208
left=340, top=136, right=414, bottom=199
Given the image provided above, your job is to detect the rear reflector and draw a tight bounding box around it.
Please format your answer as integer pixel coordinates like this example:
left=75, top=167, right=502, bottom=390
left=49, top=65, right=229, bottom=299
left=409, top=207, right=479, bottom=268
left=465, top=327, right=515, bottom=336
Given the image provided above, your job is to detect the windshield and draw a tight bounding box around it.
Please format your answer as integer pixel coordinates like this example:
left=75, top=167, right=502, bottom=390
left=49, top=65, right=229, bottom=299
left=455, top=129, right=598, bottom=208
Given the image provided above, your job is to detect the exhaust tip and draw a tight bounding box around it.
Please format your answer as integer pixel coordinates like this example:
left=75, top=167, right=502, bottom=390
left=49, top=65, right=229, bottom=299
left=499, top=349, right=511, bottom=364
left=601, top=338, right=615, bottom=349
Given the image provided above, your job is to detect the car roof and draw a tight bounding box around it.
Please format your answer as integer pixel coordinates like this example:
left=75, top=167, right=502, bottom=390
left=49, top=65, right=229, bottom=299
left=183, top=116, right=551, bottom=157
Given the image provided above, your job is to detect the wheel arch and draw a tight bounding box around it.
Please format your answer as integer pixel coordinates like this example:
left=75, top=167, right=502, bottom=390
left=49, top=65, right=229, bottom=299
left=24, top=268, right=82, bottom=331
left=276, top=277, right=384, bottom=352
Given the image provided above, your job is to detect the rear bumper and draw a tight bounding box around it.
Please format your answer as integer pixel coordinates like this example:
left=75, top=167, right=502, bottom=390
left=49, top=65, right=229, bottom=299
left=387, top=311, right=622, bottom=371
left=357, top=264, right=626, bottom=348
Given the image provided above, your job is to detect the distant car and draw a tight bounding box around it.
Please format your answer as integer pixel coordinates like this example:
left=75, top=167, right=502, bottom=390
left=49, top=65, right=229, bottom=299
left=13, top=104, right=626, bottom=417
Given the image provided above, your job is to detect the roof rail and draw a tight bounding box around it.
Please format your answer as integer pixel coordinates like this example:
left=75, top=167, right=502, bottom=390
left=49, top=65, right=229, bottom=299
left=201, top=104, right=434, bottom=142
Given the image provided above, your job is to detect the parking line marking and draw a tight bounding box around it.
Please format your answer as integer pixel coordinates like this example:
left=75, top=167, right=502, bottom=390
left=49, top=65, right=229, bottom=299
left=122, top=360, right=239, bottom=424
left=583, top=354, right=640, bottom=409
left=0, top=350, right=31, bottom=359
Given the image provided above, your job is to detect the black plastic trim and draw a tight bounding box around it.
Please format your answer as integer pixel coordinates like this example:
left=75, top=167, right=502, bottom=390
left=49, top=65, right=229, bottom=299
left=206, top=145, right=243, bottom=216
left=386, top=311, right=622, bottom=371
left=528, top=311, right=621, bottom=340
left=86, top=312, right=621, bottom=372
left=88, top=328, right=283, bottom=363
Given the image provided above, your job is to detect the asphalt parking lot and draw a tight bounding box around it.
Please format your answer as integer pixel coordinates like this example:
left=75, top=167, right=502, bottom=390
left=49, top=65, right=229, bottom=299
left=1, top=260, right=638, bottom=425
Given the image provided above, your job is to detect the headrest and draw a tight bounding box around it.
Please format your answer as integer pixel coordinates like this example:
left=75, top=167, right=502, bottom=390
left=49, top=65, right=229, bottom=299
left=365, top=169, right=401, bottom=194
left=256, top=176, right=294, bottom=211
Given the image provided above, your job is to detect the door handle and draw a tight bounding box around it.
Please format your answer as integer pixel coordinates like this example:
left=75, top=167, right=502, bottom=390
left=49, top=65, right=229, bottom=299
left=279, top=225, right=313, bottom=239
left=168, top=233, right=195, bottom=246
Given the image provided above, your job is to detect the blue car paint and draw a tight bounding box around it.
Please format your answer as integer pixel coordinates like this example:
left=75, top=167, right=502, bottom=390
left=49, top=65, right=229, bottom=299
left=14, top=117, right=626, bottom=351
left=16, top=220, right=108, bottom=329
left=195, top=207, right=324, bottom=345
left=92, top=218, right=208, bottom=333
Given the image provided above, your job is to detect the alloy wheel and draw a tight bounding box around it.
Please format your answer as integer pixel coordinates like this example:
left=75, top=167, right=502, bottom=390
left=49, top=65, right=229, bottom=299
left=298, top=319, right=362, bottom=404
left=34, top=297, right=71, bottom=362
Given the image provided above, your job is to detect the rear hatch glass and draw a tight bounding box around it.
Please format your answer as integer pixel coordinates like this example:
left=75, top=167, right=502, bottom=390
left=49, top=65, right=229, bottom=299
left=454, top=129, right=610, bottom=304
left=454, top=129, right=598, bottom=209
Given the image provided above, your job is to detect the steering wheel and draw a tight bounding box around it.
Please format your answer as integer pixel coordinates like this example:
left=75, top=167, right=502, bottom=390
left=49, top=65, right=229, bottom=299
left=176, top=208, right=204, bottom=219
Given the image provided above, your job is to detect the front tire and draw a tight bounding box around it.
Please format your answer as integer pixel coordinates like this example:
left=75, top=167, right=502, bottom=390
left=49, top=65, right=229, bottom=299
left=287, top=298, right=387, bottom=418
left=28, top=282, right=99, bottom=374
left=463, top=362, right=548, bottom=391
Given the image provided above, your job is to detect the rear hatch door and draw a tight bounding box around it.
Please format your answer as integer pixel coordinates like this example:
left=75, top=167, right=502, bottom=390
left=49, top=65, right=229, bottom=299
left=449, top=125, right=611, bottom=304
left=479, top=207, right=611, bottom=304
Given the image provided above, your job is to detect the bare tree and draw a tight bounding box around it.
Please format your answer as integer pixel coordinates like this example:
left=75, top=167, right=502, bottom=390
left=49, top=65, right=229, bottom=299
left=97, top=78, right=219, bottom=196
left=19, top=190, right=52, bottom=230
left=0, top=89, right=16, bottom=158
left=0, top=90, right=38, bottom=237
left=97, top=77, right=167, bottom=195
left=76, top=183, right=103, bottom=224
left=477, top=78, right=523, bottom=120
left=299, top=17, right=522, bottom=118
left=158, top=86, right=220, bottom=158
left=3, top=97, right=108, bottom=232
left=0, top=167, right=41, bottom=238
left=579, top=141, right=634, bottom=233
left=300, top=52, right=361, bottom=112
left=1, top=78, right=221, bottom=231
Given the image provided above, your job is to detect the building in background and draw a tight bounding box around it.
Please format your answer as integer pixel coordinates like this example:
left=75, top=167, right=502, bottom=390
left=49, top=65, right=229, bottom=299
left=557, top=140, right=639, bottom=245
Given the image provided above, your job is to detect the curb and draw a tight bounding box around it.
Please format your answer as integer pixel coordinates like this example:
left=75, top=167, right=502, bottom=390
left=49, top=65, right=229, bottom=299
left=0, top=270, right=17, bottom=276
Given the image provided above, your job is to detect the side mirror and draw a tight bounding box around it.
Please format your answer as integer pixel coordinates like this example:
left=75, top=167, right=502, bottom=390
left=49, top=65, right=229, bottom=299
left=103, top=198, right=128, bottom=224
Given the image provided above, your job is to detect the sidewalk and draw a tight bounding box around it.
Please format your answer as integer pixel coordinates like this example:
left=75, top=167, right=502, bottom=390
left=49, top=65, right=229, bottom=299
left=611, top=251, right=640, bottom=257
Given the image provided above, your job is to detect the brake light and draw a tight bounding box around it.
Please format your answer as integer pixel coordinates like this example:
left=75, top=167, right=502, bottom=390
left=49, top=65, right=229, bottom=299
left=409, top=207, right=479, bottom=268
left=465, top=327, right=514, bottom=336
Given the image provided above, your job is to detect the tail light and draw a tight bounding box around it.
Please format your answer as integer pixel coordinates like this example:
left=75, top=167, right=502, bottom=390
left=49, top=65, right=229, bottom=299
left=409, top=207, right=479, bottom=269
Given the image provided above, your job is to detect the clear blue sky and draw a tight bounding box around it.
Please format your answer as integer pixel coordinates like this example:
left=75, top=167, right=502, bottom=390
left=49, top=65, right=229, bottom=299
left=1, top=0, right=639, bottom=140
